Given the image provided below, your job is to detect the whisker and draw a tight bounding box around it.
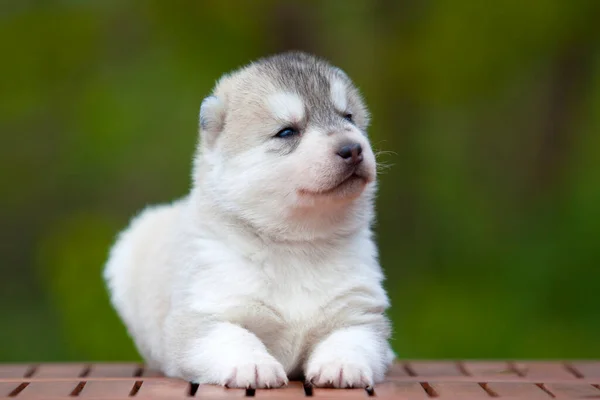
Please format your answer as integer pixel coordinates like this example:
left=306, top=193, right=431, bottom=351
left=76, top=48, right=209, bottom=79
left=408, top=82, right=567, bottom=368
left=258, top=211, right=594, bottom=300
left=374, top=150, right=398, bottom=157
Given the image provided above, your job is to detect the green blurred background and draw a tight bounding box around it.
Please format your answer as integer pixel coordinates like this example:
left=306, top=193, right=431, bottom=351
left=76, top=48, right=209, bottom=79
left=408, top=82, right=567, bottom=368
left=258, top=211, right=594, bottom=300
left=1, top=0, right=600, bottom=362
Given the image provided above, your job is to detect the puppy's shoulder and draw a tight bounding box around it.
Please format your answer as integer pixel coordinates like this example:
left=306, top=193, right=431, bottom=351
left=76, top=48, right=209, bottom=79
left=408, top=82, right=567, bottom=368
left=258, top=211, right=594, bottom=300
left=122, top=199, right=186, bottom=243
left=104, top=197, right=188, bottom=277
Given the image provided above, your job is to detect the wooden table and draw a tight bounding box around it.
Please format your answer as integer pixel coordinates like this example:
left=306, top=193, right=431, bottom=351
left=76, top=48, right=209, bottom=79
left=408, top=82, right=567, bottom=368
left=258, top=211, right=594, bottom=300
left=1, top=361, right=599, bottom=399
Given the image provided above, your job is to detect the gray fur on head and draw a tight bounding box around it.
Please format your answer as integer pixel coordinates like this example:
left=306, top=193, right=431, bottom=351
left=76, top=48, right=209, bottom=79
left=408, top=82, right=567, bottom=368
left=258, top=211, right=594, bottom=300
left=253, top=51, right=370, bottom=131
left=200, top=52, right=370, bottom=144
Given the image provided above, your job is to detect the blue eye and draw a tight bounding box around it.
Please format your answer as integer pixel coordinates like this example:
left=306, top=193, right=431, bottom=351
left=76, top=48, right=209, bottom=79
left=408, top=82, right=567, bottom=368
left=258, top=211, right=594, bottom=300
left=344, top=113, right=353, bottom=123
left=275, top=127, right=299, bottom=138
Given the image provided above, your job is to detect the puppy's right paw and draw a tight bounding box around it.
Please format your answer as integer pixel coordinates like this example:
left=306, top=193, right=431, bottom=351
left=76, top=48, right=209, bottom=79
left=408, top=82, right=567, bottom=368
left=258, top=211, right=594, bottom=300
left=306, top=361, right=373, bottom=388
left=222, top=356, right=288, bottom=389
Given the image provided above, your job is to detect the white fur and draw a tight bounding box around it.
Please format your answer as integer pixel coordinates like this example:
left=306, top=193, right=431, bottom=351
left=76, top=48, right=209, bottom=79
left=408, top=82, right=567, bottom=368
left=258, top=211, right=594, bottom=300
left=267, top=92, right=305, bottom=123
left=104, top=54, right=394, bottom=389
left=330, top=78, right=347, bottom=113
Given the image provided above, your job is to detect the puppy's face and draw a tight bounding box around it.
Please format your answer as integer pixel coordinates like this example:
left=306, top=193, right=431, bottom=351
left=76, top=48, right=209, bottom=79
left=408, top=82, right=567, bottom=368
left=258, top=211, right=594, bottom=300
left=197, top=53, right=377, bottom=237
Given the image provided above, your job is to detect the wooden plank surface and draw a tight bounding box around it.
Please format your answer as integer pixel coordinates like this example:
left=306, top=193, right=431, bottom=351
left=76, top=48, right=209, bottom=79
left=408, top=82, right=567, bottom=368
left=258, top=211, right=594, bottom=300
left=570, top=361, right=600, bottom=378
left=461, top=361, right=517, bottom=377
left=406, top=361, right=464, bottom=377
left=429, top=382, right=489, bottom=397
left=311, top=387, right=369, bottom=398
left=78, top=380, right=135, bottom=397
left=33, top=363, right=87, bottom=378
left=17, top=380, right=81, bottom=397
left=544, top=382, right=600, bottom=398
left=0, top=382, right=21, bottom=397
left=134, top=378, right=190, bottom=398
left=0, top=361, right=599, bottom=398
left=87, top=363, right=139, bottom=378
left=194, top=384, right=246, bottom=397
left=513, top=361, right=578, bottom=379
left=0, top=364, right=32, bottom=379
left=255, top=382, right=306, bottom=398
left=371, top=381, right=428, bottom=399
left=485, top=382, right=551, bottom=398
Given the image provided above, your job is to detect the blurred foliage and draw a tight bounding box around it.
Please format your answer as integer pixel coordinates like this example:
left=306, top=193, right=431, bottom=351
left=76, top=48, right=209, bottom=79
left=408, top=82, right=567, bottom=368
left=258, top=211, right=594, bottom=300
left=1, top=0, right=599, bottom=362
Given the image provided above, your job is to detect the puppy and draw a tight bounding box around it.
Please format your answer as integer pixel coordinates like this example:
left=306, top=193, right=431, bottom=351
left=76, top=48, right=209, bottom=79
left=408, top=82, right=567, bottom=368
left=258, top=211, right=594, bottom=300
left=103, top=51, right=394, bottom=389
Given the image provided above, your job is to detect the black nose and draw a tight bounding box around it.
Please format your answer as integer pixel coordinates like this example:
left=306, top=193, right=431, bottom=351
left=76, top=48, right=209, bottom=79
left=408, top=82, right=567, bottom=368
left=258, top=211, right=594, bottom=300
left=337, top=143, right=363, bottom=165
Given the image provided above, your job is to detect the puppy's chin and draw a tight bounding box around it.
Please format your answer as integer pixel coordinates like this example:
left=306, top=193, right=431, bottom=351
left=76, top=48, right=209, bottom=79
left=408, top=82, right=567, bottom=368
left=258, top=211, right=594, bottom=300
left=295, top=174, right=371, bottom=207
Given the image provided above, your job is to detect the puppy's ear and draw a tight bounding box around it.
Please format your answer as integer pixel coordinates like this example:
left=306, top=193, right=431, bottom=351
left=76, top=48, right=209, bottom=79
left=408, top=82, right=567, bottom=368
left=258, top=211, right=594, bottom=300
left=199, top=95, right=226, bottom=148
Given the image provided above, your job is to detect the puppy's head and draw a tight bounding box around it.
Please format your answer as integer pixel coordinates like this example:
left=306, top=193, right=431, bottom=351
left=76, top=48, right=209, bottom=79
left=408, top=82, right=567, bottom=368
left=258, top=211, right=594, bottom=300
left=195, top=52, right=377, bottom=240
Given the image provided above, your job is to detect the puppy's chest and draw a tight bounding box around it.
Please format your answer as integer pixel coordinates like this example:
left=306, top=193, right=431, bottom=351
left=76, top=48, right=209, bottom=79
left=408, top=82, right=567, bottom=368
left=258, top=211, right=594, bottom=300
left=249, top=269, right=339, bottom=325
left=229, top=253, right=356, bottom=339
left=232, top=276, right=346, bottom=371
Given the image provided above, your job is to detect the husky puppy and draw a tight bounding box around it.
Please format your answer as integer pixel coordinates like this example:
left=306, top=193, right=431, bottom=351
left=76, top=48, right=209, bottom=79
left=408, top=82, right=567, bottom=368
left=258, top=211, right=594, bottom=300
left=103, top=51, right=394, bottom=389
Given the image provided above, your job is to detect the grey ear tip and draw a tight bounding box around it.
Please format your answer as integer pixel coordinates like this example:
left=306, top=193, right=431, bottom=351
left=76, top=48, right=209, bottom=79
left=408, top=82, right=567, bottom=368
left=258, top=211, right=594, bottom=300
left=199, top=95, right=225, bottom=132
left=201, top=94, right=218, bottom=105
left=200, top=95, right=216, bottom=114
left=332, top=66, right=349, bottom=79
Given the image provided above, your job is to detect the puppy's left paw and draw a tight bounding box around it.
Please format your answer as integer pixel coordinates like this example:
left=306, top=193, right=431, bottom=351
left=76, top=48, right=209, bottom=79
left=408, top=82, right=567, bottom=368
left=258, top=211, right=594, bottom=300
left=306, top=360, right=373, bottom=388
